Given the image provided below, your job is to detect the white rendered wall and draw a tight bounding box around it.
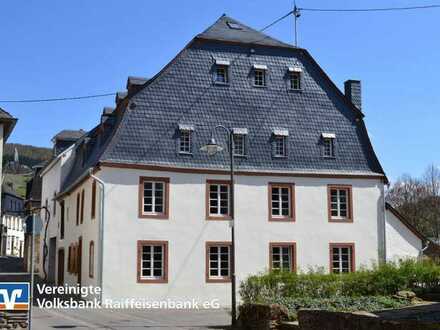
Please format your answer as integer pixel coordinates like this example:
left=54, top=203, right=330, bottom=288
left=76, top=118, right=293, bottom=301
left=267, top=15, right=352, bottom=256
left=99, top=167, right=384, bottom=306
left=2, top=215, right=25, bottom=257
left=385, top=209, right=422, bottom=261
left=56, top=177, right=100, bottom=291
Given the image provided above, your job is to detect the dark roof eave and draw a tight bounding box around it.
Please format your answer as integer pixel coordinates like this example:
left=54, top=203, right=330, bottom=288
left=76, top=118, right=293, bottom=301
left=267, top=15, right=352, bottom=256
left=0, top=117, right=17, bottom=142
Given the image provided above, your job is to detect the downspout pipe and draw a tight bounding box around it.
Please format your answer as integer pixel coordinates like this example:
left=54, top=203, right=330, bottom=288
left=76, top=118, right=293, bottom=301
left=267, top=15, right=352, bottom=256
left=382, top=183, right=388, bottom=263
left=419, top=241, right=430, bottom=260
left=89, top=169, right=105, bottom=304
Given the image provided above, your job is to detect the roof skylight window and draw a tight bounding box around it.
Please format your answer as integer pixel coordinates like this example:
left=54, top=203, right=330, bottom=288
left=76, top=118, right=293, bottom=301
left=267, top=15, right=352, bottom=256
left=227, top=21, right=242, bottom=30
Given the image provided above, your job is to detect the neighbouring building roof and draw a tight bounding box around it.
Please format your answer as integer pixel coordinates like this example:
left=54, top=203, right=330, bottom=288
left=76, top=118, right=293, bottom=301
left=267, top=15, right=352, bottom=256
left=51, top=129, right=86, bottom=143
left=57, top=15, right=386, bottom=196
left=0, top=107, right=17, bottom=142
left=25, top=165, right=45, bottom=208
left=385, top=203, right=426, bottom=241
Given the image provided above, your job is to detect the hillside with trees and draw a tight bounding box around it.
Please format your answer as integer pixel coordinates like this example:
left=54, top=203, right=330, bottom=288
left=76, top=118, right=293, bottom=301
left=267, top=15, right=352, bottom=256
left=2, top=143, right=52, bottom=198
left=3, top=143, right=52, bottom=170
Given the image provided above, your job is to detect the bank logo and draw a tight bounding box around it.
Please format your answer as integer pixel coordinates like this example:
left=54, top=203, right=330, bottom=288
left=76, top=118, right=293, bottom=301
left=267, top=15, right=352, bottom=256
left=0, top=282, right=30, bottom=311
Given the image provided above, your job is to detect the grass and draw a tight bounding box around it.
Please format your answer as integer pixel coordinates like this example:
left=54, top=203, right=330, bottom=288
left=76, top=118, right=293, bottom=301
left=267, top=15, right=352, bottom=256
left=3, top=173, right=33, bottom=198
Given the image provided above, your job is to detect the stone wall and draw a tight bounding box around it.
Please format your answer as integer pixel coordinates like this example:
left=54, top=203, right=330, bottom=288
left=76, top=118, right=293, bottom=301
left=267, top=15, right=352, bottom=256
left=298, top=310, right=440, bottom=330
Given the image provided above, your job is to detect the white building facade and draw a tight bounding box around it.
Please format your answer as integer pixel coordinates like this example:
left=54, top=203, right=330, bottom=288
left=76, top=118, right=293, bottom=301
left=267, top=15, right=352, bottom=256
left=39, top=15, right=425, bottom=306
left=1, top=215, right=25, bottom=257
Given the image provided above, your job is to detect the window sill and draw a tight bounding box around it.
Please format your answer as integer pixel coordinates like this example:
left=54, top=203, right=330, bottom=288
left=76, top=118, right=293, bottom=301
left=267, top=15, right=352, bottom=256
left=139, top=213, right=169, bottom=220
left=272, top=155, right=287, bottom=159
left=289, top=88, right=303, bottom=92
left=329, top=218, right=353, bottom=223
left=253, top=84, right=267, bottom=88
left=206, top=215, right=232, bottom=221
left=206, top=277, right=231, bottom=283
left=178, top=152, right=193, bottom=156
left=323, top=156, right=336, bottom=159
left=269, top=217, right=295, bottom=222
left=137, top=278, right=168, bottom=284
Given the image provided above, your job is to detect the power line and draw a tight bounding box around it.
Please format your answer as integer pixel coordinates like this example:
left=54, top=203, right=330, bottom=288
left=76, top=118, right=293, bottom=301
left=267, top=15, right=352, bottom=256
left=260, top=10, right=293, bottom=31
left=299, top=4, right=440, bottom=12
left=0, top=92, right=116, bottom=104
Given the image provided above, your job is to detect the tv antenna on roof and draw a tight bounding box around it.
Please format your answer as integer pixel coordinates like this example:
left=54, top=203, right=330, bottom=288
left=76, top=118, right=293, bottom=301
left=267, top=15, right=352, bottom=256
left=293, top=1, right=301, bottom=46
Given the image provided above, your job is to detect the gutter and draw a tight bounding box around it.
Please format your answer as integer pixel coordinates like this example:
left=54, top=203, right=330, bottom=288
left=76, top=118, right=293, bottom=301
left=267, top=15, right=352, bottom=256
left=89, top=169, right=105, bottom=304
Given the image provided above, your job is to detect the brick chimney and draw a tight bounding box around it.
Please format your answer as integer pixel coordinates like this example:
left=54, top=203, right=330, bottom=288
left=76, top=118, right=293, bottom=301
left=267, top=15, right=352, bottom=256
left=344, top=80, right=362, bottom=110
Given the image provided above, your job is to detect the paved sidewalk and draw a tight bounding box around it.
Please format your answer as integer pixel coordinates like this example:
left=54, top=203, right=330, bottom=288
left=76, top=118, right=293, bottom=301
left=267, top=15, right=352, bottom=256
left=32, top=307, right=231, bottom=329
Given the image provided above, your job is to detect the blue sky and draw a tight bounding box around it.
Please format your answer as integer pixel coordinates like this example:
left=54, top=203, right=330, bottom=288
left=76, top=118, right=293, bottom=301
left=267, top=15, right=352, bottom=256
left=0, top=0, right=438, bottom=182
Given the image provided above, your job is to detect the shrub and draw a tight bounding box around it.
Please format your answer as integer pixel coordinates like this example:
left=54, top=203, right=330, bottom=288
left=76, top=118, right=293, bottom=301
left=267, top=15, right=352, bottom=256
left=240, top=259, right=440, bottom=303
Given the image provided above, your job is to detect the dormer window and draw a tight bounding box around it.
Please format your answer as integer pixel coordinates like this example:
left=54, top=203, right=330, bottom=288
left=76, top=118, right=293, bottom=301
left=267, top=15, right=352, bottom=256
left=232, top=128, right=248, bottom=157
left=273, top=129, right=288, bottom=157
left=288, top=67, right=302, bottom=90
left=253, top=64, right=267, bottom=87
left=178, top=124, right=194, bottom=154
left=214, top=59, right=230, bottom=85
left=322, top=133, right=335, bottom=158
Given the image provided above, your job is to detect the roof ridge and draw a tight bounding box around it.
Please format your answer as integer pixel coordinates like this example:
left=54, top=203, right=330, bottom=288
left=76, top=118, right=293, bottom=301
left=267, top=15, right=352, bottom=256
left=196, top=14, right=294, bottom=49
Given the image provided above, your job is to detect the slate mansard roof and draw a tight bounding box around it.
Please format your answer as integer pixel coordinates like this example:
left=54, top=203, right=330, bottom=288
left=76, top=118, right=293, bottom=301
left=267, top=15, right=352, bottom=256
left=59, top=15, right=386, bottom=195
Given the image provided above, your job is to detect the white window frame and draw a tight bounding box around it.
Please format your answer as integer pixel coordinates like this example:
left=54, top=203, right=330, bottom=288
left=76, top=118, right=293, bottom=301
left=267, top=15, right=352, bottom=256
left=271, top=186, right=291, bottom=218
left=208, top=182, right=230, bottom=218
left=331, top=246, right=353, bottom=273
left=214, top=65, right=229, bottom=84
left=323, top=138, right=335, bottom=158
left=254, top=69, right=267, bottom=87
left=289, top=71, right=302, bottom=90
left=274, top=135, right=287, bottom=157
left=271, top=244, right=294, bottom=272
left=329, top=188, right=350, bottom=220
left=233, top=134, right=246, bottom=156
left=179, top=130, right=192, bottom=154
left=208, top=244, right=231, bottom=280
left=142, top=181, right=165, bottom=215
left=140, top=244, right=165, bottom=280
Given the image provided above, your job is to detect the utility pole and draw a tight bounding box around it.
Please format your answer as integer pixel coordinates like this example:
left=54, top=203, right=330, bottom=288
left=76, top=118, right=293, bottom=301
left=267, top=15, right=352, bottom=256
left=293, top=3, right=301, bottom=47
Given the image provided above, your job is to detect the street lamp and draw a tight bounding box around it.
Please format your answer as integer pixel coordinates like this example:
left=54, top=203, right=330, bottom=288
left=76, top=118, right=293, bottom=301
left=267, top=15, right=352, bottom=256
left=200, top=125, right=237, bottom=326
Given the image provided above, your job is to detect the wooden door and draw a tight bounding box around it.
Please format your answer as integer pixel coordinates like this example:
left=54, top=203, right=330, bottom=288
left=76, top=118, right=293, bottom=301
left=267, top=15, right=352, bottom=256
left=77, top=237, right=82, bottom=286
left=57, top=248, right=64, bottom=285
